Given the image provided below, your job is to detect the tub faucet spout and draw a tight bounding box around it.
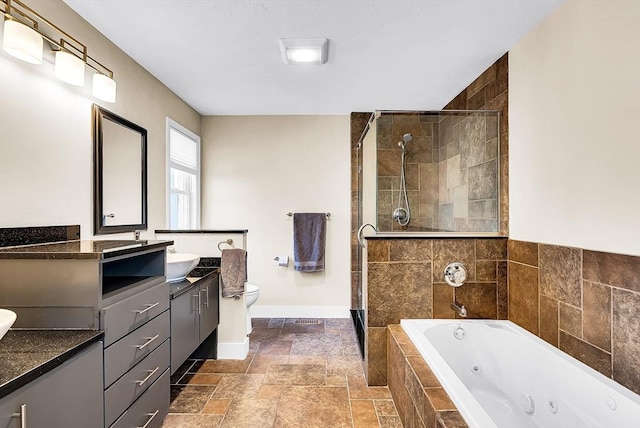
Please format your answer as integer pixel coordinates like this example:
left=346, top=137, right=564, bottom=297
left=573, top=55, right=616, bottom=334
left=451, top=302, right=468, bottom=318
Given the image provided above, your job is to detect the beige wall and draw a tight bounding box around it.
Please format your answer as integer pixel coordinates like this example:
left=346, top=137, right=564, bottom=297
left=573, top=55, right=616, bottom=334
left=0, top=0, right=201, bottom=238
left=509, top=0, right=640, bottom=256
left=201, top=116, right=351, bottom=317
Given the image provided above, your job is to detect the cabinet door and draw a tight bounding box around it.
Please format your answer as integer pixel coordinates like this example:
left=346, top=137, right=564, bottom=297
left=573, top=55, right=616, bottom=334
left=199, top=274, right=219, bottom=341
left=170, top=289, right=200, bottom=375
left=0, top=342, right=103, bottom=428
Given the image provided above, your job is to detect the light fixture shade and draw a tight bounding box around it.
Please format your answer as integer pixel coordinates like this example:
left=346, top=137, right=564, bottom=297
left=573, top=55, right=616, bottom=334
left=92, top=73, right=116, bottom=103
left=2, top=19, right=43, bottom=64
left=279, top=38, right=328, bottom=65
left=55, top=51, right=85, bottom=86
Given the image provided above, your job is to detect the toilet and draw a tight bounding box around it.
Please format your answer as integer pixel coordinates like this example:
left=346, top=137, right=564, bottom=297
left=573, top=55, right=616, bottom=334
left=245, top=282, right=260, bottom=333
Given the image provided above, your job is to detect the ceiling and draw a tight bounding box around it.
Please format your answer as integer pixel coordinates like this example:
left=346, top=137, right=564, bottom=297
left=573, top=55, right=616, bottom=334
left=63, top=0, right=563, bottom=116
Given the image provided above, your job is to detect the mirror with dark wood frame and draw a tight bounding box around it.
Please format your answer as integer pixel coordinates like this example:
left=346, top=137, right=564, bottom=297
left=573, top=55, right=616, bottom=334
left=93, top=104, right=148, bottom=235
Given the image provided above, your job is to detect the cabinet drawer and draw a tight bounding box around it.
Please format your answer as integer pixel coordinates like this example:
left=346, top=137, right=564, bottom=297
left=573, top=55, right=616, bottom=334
left=101, top=282, right=169, bottom=346
left=110, top=368, right=169, bottom=428
left=104, top=311, right=170, bottom=387
left=104, top=339, right=169, bottom=427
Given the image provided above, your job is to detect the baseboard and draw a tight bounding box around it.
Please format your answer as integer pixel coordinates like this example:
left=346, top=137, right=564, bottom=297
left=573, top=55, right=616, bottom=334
left=216, top=337, right=249, bottom=360
left=250, top=305, right=351, bottom=319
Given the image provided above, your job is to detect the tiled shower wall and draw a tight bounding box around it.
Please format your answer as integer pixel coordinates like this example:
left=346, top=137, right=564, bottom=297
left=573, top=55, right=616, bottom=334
left=508, top=240, right=640, bottom=395
left=365, top=237, right=508, bottom=385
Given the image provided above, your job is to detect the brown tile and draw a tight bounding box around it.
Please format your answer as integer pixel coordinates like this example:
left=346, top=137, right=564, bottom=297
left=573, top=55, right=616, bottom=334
left=368, top=262, right=432, bottom=326
left=467, top=63, right=496, bottom=97
left=162, top=414, right=224, bottom=428
left=387, top=333, right=409, bottom=426
left=437, top=411, right=468, bottom=428
left=375, top=400, right=399, bottom=416
left=559, top=331, right=611, bottom=377
left=263, top=364, right=326, bottom=385
left=495, top=53, right=508, bottom=95
left=583, top=251, right=640, bottom=293
left=388, top=325, right=420, bottom=356
left=348, top=375, right=392, bottom=399
left=539, top=244, right=582, bottom=307
left=325, top=375, right=348, bottom=386
left=404, top=360, right=429, bottom=425
left=454, top=283, right=497, bottom=319
left=406, top=355, right=440, bottom=388
left=366, top=327, right=388, bottom=386
left=351, top=400, right=379, bottom=428
left=328, top=355, right=364, bottom=376
left=288, top=355, right=326, bottom=365
left=475, top=260, right=497, bottom=281
left=612, top=288, right=640, bottom=394
left=497, top=260, right=508, bottom=319
left=433, top=283, right=455, bottom=319
left=583, top=281, right=611, bottom=352
left=378, top=150, right=402, bottom=177
left=508, top=261, right=539, bottom=334
left=539, top=295, right=559, bottom=346
left=201, top=398, right=231, bottom=415
left=432, top=240, right=476, bottom=283
left=507, top=240, right=538, bottom=266
left=169, top=385, right=215, bottom=413
left=390, top=239, right=432, bottom=262
left=248, top=327, right=281, bottom=342
left=326, top=318, right=354, bottom=329
left=256, top=338, right=294, bottom=355
left=559, top=303, right=582, bottom=339
left=424, top=388, right=456, bottom=428
left=256, top=384, right=282, bottom=399
left=211, top=374, right=264, bottom=399
left=246, top=355, right=271, bottom=374
left=196, top=356, right=253, bottom=374
left=221, top=399, right=278, bottom=428
left=178, top=373, right=222, bottom=385
left=379, top=416, right=404, bottom=428
left=290, top=333, right=343, bottom=356
left=275, top=386, right=352, bottom=428
left=476, top=239, right=507, bottom=260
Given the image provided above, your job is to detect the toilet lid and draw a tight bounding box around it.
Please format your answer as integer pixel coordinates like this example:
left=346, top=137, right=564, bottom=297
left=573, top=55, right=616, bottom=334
left=245, top=283, right=259, bottom=293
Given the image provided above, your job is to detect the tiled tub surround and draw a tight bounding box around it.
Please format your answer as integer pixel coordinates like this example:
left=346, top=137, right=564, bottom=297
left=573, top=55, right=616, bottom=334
left=388, top=325, right=466, bottom=428
left=508, top=240, right=640, bottom=395
left=365, top=237, right=507, bottom=385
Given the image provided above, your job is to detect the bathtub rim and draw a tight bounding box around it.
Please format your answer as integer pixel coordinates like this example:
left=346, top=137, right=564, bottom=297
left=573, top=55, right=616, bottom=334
left=400, top=318, right=640, bottom=428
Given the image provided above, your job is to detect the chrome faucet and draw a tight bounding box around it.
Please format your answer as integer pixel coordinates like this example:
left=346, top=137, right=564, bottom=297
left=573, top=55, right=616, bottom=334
left=451, top=302, right=468, bottom=318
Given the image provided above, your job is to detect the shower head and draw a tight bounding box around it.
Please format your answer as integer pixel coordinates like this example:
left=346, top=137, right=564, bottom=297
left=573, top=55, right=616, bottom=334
left=398, top=133, right=413, bottom=150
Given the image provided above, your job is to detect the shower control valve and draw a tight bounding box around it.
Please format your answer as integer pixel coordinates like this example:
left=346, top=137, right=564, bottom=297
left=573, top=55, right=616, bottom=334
left=444, top=262, right=467, bottom=287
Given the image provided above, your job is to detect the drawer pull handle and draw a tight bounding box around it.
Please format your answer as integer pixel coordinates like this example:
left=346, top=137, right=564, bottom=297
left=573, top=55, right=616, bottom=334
left=135, top=334, right=159, bottom=350
left=137, top=409, right=159, bottom=428
left=135, top=366, right=160, bottom=386
left=202, top=286, right=209, bottom=307
left=134, top=302, right=160, bottom=314
left=11, top=403, right=27, bottom=428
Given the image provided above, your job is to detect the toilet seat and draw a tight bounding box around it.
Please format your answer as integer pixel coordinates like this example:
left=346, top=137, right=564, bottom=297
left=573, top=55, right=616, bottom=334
left=246, top=283, right=259, bottom=295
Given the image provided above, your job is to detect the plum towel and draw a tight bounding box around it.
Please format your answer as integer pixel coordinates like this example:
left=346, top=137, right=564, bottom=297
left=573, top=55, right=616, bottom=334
left=293, top=213, right=326, bottom=272
left=221, top=248, right=247, bottom=297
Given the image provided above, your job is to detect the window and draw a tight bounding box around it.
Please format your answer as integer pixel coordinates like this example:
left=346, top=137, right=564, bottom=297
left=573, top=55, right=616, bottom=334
left=167, top=119, right=200, bottom=229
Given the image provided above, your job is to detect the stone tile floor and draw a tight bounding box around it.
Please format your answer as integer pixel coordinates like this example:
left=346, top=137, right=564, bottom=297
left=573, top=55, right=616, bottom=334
left=162, top=318, right=403, bottom=427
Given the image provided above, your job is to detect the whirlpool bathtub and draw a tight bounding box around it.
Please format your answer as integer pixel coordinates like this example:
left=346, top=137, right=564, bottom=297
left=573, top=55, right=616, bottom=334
left=400, top=319, right=640, bottom=428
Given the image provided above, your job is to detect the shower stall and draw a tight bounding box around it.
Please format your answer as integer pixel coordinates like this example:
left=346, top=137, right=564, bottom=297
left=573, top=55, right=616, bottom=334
left=351, top=110, right=501, bottom=358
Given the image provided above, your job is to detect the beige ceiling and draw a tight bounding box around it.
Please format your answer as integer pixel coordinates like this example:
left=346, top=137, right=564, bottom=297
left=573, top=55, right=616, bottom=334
left=64, top=0, right=563, bottom=115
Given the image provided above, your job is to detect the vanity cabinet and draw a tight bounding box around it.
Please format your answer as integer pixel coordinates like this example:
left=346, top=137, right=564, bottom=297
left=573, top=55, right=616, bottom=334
left=0, top=342, right=103, bottom=428
left=170, top=273, right=219, bottom=374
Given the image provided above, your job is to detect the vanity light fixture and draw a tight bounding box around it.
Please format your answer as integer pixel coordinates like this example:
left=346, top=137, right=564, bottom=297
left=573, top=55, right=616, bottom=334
left=278, top=38, right=328, bottom=65
left=1, top=0, right=117, bottom=102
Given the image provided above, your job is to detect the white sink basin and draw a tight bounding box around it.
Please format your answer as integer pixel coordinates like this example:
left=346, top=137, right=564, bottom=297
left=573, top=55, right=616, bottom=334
left=0, top=309, right=17, bottom=341
left=166, top=253, right=200, bottom=282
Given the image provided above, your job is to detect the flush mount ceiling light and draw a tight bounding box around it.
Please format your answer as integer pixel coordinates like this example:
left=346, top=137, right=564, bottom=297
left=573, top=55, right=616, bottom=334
left=279, top=38, right=328, bottom=65
left=1, top=0, right=116, bottom=102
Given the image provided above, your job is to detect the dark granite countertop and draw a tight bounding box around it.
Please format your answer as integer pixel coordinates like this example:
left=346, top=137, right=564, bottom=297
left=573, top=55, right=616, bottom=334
left=169, top=268, right=219, bottom=299
left=0, top=239, right=173, bottom=260
left=0, top=329, right=104, bottom=398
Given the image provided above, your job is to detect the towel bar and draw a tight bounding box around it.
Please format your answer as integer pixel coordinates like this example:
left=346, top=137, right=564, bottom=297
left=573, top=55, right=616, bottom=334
left=287, top=212, right=331, bottom=219
left=217, top=239, right=234, bottom=251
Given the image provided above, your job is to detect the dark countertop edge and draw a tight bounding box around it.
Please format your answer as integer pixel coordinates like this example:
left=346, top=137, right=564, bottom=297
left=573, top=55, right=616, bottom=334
left=0, top=330, right=104, bottom=398
left=155, top=229, right=248, bottom=234
left=170, top=270, right=218, bottom=299
left=0, top=240, right=174, bottom=260
left=366, top=234, right=507, bottom=240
